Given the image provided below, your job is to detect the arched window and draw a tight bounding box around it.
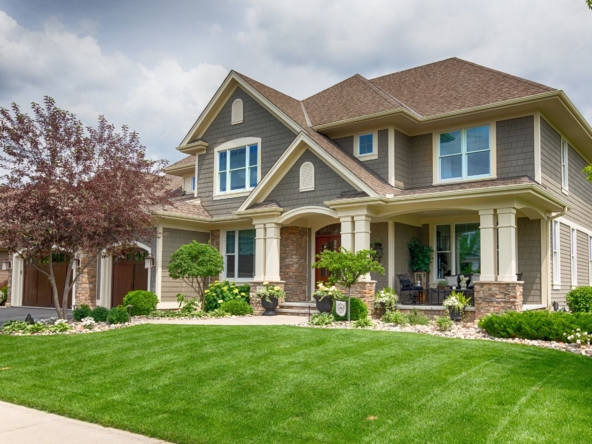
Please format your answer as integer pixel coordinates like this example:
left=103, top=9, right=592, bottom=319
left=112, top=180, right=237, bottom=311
left=299, top=162, right=315, bottom=192
left=231, top=99, right=243, bottom=125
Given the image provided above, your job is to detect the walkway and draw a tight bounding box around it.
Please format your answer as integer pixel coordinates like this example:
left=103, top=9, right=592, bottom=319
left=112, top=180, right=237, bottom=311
left=0, top=401, right=169, bottom=443
left=138, top=315, right=306, bottom=326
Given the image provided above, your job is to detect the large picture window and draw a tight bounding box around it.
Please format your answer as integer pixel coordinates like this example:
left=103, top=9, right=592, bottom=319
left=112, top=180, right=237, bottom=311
left=439, top=125, right=491, bottom=181
left=436, top=223, right=481, bottom=278
left=225, top=229, right=255, bottom=279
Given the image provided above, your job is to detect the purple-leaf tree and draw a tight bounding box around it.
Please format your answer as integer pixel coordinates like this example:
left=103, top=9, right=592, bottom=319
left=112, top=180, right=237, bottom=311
left=0, top=97, right=173, bottom=318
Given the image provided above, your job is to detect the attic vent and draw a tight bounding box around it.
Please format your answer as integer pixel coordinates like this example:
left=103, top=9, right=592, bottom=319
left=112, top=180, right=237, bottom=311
left=299, top=162, right=315, bottom=192
left=231, top=99, right=243, bottom=125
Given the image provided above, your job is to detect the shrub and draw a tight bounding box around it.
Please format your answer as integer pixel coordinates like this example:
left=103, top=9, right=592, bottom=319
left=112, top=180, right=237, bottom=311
left=177, top=294, right=200, bottom=313
left=353, top=317, right=374, bottom=328
left=220, top=300, right=253, bottom=316
left=206, top=308, right=230, bottom=318
left=0, top=285, right=7, bottom=305
left=73, top=304, right=92, bottom=321
left=333, top=297, right=368, bottom=321
left=382, top=311, right=409, bottom=325
left=147, top=310, right=205, bottom=319
left=107, top=306, right=130, bottom=324
left=123, top=290, right=158, bottom=316
left=435, top=315, right=454, bottom=331
left=408, top=308, right=430, bottom=326
left=374, top=287, right=398, bottom=312
left=309, top=312, right=334, bottom=326
left=91, top=306, right=109, bottom=322
left=566, top=287, right=592, bottom=313
left=478, top=310, right=592, bottom=342
left=204, top=281, right=250, bottom=312
left=564, top=328, right=591, bottom=347
left=81, top=317, right=96, bottom=330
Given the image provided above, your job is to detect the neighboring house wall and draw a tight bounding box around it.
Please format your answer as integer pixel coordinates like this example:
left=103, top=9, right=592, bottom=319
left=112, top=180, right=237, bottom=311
left=266, top=149, right=357, bottom=210
left=160, top=229, right=210, bottom=303
left=394, top=130, right=410, bottom=189
left=496, top=116, right=535, bottom=179
left=370, top=222, right=388, bottom=291
left=517, top=217, right=541, bottom=304
left=197, top=87, right=297, bottom=217
left=332, top=130, right=389, bottom=183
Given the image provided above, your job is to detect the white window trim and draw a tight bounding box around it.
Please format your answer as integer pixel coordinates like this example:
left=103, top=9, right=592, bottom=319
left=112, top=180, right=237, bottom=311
left=552, top=221, right=560, bottom=289
left=433, top=122, right=497, bottom=185
left=213, top=137, right=261, bottom=200
left=220, top=228, right=256, bottom=282
left=571, top=228, right=577, bottom=289
left=231, top=99, right=243, bottom=125
left=561, top=138, right=569, bottom=194
left=299, top=161, right=315, bottom=192
left=354, top=131, right=378, bottom=161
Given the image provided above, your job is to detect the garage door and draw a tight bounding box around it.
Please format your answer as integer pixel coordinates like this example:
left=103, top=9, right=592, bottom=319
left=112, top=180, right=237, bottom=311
left=111, top=250, right=148, bottom=307
left=23, top=255, right=73, bottom=308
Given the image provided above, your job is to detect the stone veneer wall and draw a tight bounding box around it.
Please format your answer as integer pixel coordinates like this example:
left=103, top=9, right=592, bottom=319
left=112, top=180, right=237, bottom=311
left=280, top=227, right=308, bottom=302
left=249, top=281, right=284, bottom=315
left=75, top=252, right=98, bottom=307
left=473, top=281, right=523, bottom=318
left=342, top=280, right=376, bottom=316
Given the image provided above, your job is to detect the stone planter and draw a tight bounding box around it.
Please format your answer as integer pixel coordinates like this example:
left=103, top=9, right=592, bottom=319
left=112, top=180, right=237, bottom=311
left=260, top=296, right=279, bottom=316
left=314, top=295, right=333, bottom=313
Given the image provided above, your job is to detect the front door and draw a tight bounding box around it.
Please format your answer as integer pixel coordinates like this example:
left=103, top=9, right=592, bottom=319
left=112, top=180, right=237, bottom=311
left=111, top=249, right=148, bottom=307
left=315, top=224, right=341, bottom=286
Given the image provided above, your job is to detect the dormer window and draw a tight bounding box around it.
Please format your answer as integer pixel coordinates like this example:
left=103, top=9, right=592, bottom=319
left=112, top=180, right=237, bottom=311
left=214, top=137, right=261, bottom=199
left=354, top=131, right=378, bottom=161
left=231, top=99, right=243, bottom=125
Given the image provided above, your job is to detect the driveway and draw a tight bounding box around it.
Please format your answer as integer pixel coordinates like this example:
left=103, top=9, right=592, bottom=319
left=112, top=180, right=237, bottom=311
left=0, top=307, right=72, bottom=325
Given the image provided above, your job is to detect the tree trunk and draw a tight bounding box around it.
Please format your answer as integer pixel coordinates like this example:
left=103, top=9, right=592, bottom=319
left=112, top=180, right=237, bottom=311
left=48, top=254, right=64, bottom=319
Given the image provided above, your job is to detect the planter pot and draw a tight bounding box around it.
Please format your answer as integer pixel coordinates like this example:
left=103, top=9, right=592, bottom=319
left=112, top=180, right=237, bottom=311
left=314, top=295, right=333, bottom=313
left=437, top=285, right=447, bottom=290
left=260, top=296, right=279, bottom=316
left=449, top=307, right=463, bottom=322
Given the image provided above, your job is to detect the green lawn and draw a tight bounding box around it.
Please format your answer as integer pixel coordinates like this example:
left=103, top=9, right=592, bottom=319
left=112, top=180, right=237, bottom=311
left=0, top=326, right=591, bottom=444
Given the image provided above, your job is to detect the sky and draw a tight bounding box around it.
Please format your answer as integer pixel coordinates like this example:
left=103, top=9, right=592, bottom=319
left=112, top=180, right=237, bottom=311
left=0, top=0, right=591, bottom=164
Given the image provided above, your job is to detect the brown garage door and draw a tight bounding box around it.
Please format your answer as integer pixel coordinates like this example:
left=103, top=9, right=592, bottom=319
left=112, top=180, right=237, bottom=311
left=111, top=250, right=148, bottom=307
left=23, top=255, right=73, bottom=308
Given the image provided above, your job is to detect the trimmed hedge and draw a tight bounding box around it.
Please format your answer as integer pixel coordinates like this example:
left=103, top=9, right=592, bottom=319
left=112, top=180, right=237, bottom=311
left=73, top=304, right=92, bottom=321
left=123, top=290, right=159, bottom=316
left=91, top=306, right=109, bottom=322
left=478, top=310, right=592, bottom=342
left=333, top=297, right=368, bottom=321
left=566, top=286, right=592, bottom=313
left=220, top=300, right=253, bottom=316
left=108, top=306, right=130, bottom=324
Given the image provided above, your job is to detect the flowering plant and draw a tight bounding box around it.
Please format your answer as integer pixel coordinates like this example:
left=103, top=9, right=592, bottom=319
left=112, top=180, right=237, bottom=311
left=443, top=291, right=472, bottom=313
left=80, top=317, right=96, bottom=330
left=563, top=328, right=591, bottom=347
left=313, top=282, right=343, bottom=301
left=374, top=287, right=398, bottom=312
left=255, top=282, right=286, bottom=303
left=204, top=280, right=250, bottom=312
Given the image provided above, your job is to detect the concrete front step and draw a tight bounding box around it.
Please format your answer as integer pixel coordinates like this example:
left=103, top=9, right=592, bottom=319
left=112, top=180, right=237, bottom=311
left=276, top=301, right=320, bottom=316
left=280, top=301, right=316, bottom=307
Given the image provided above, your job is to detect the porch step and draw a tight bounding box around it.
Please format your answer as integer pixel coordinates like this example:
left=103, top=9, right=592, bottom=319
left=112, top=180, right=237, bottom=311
left=276, top=301, right=319, bottom=317
left=280, top=301, right=316, bottom=308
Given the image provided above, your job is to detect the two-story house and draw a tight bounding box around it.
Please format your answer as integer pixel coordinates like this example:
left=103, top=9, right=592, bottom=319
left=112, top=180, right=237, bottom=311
left=10, top=58, right=592, bottom=318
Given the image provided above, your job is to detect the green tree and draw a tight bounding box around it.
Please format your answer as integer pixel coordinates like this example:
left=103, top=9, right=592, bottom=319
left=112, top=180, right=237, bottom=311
left=167, top=241, right=224, bottom=309
left=408, top=237, right=434, bottom=272
left=312, top=248, right=384, bottom=322
left=588, top=0, right=592, bottom=10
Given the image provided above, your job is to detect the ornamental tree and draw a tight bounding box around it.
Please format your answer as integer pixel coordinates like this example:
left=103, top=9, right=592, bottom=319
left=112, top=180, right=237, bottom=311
left=167, top=241, right=225, bottom=309
left=312, top=248, right=384, bottom=322
left=0, top=97, right=173, bottom=318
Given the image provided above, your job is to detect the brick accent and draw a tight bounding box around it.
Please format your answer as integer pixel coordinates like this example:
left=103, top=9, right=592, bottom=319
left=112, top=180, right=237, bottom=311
left=339, top=280, right=376, bottom=316
left=75, top=253, right=98, bottom=307
left=474, top=281, right=523, bottom=318
left=280, top=227, right=308, bottom=302
left=210, top=230, right=220, bottom=252
left=249, top=281, right=285, bottom=315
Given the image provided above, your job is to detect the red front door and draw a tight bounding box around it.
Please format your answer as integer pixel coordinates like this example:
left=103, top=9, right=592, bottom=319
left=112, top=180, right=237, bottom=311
left=315, top=224, right=341, bottom=286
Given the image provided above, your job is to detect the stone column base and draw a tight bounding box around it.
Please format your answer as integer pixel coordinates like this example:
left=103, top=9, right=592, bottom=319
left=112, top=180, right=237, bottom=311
left=249, top=281, right=285, bottom=315
left=338, top=280, right=376, bottom=317
left=473, top=281, right=523, bottom=319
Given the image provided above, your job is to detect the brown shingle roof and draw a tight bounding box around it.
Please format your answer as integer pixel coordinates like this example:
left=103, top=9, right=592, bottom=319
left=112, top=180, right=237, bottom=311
left=159, top=194, right=211, bottom=219
left=166, top=155, right=194, bottom=171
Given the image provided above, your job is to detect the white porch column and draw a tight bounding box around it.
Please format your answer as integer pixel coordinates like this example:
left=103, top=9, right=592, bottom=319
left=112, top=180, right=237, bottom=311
left=354, top=215, right=372, bottom=252
left=265, top=223, right=281, bottom=281
left=254, top=223, right=266, bottom=281
left=497, top=207, right=517, bottom=282
left=340, top=216, right=354, bottom=252
left=479, top=209, right=497, bottom=281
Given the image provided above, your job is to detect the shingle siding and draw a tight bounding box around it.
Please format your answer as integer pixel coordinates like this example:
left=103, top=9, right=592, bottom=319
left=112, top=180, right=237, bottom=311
left=577, top=231, right=589, bottom=287
left=496, top=116, right=535, bottom=179
left=331, top=130, right=389, bottom=183
left=551, top=222, right=572, bottom=307
left=197, top=87, right=297, bottom=217
left=517, top=218, right=541, bottom=304
left=161, top=229, right=210, bottom=303
left=408, top=134, right=433, bottom=188
left=370, top=222, right=388, bottom=291
left=394, top=130, right=410, bottom=189
left=266, top=149, right=357, bottom=211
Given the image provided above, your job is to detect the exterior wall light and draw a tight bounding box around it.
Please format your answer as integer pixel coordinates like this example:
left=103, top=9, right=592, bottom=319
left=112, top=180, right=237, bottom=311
left=145, top=254, right=155, bottom=269
left=1, top=259, right=12, bottom=271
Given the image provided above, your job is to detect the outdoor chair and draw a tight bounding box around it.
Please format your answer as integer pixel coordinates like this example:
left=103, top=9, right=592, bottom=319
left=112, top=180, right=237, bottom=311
left=397, top=274, right=423, bottom=304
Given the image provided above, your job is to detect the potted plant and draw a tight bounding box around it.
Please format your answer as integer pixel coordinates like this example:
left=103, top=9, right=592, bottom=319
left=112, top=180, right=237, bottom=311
left=255, top=282, right=286, bottom=316
left=313, top=282, right=343, bottom=313
left=374, top=287, right=398, bottom=315
left=408, top=237, right=434, bottom=273
left=437, top=280, right=447, bottom=290
left=442, top=290, right=471, bottom=322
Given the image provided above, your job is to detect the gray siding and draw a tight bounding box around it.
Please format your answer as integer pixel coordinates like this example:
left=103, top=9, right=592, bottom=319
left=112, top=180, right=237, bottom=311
left=394, top=130, right=410, bottom=189
left=551, top=223, right=572, bottom=307
left=541, top=117, right=592, bottom=228
left=394, top=223, right=421, bottom=294
left=197, top=87, right=297, bottom=217
left=161, top=229, right=210, bottom=303
left=517, top=218, right=541, bottom=304
left=370, top=222, right=388, bottom=291
left=332, top=130, right=389, bottom=183
left=496, top=116, right=535, bottom=179
left=408, top=134, right=432, bottom=188
left=266, top=149, right=357, bottom=211
left=577, top=231, right=589, bottom=287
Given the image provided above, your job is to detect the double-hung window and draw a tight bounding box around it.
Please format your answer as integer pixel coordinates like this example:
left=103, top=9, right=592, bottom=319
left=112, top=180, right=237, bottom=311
left=438, top=125, right=491, bottom=181
left=552, top=221, right=560, bottom=287
left=561, top=138, right=569, bottom=191
left=216, top=142, right=259, bottom=195
left=225, top=229, right=255, bottom=279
